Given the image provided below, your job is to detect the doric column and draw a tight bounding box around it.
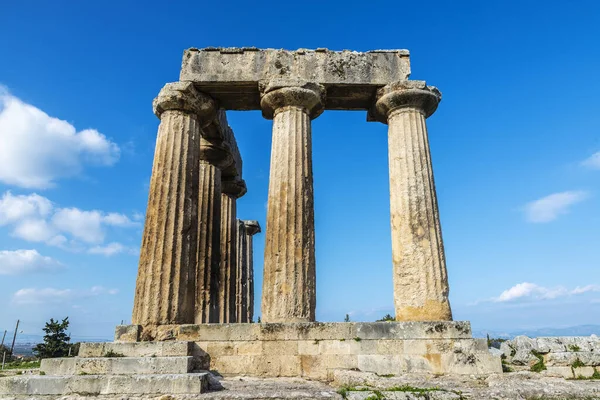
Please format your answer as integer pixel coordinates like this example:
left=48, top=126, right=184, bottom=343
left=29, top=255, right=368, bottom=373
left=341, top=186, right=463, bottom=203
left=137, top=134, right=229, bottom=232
left=373, top=81, right=452, bottom=322
left=259, top=81, right=325, bottom=323
left=217, top=179, right=246, bottom=323
left=235, top=220, right=247, bottom=322
left=242, top=220, right=261, bottom=323
left=196, top=137, right=233, bottom=324
left=132, top=82, right=216, bottom=327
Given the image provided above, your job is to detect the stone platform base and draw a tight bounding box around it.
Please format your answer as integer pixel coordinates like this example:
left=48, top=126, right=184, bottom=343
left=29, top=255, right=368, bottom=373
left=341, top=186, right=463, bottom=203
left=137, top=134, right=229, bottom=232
left=116, top=321, right=501, bottom=379
left=0, top=322, right=501, bottom=398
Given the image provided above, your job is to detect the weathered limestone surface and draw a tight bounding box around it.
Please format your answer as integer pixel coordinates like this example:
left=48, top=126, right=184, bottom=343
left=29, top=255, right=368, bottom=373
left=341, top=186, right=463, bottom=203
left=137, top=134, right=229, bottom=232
left=132, top=82, right=216, bottom=327
left=7, top=371, right=600, bottom=400
left=501, top=335, right=600, bottom=377
left=79, top=341, right=190, bottom=357
left=41, top=356, right=193, bottom=376
left=260, top=83, right=324, bottom=323
left=116, top=322, right=474, bottom=342
left=373, top=81, right=452, bottom=322
left=0, top=373, right=209, bottom=396
left=108, top=322, right=498, bottom=379
left=180, top=48, right=411, bottom=110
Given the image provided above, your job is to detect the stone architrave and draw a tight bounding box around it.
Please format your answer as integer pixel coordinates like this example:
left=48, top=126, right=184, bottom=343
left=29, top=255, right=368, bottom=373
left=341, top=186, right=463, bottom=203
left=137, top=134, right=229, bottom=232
left=372, top=80, right=452, bottom=322
left=132, top=82, right=218, bottom=327
left=259, top=81, right=325, bottom=323
left=217, top=178, right=246, bottom=323
left=236, top=220, right=261, bottom=323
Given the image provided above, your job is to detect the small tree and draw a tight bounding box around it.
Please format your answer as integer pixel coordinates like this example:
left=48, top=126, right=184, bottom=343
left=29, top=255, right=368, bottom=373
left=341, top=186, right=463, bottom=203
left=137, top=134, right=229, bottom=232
left=377, top=314, right=395, bottom=322
left=344, top=314, right=351, bottom=322
left=0, top=344, right=11, bottom=359
left=33, top=317, right=71, bottom=359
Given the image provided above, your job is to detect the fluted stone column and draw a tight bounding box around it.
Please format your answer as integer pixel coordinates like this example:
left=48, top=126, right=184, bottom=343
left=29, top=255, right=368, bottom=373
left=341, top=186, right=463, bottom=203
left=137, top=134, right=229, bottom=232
left=132, top=82, right=217, bottom=327
left=242, top=220, right=261, bottom=323
left=259, top=81, right=325, bottom=323
left=217, top=179, right=246, bottom=323
left=196, top=138, right=233, bottom=324
left=374, top=81, right=452, bottom=322
left=235, top=220, right=247, bottom=322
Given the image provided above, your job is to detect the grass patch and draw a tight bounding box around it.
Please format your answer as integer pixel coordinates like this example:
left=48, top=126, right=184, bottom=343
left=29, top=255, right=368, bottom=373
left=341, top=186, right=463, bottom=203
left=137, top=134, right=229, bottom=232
left=39, top=371, right=46, bottom=375
left=1, top=360, right=41, bottom=370
left=104, top=350, right=125, bottom=358
left=376, top=373, right=395, bottom=378
left=568, top=344, right=581, bottom=352
left=353, top=337, right=362, bottom=342
left=530, top=350, right=546, bottom=373
left=571, top=358, right=585, bottom=369
left=336, top=385, right=457, bottom=400
left=386, top=385, right=442, bottom=394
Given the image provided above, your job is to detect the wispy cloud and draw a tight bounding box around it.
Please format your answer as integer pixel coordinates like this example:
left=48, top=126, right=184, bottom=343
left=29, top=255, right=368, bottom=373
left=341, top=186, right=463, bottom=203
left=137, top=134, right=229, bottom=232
left=581, top=151, right=600, bottom=169
left=492, top=282, right=600, bottom=303
left=524, top=191, right=589, bottom=223
left=0, top=191, right=139, bottom=252
left=0, top=89, right=120, bottom=189
left=88, top=242, right=138, bottom=257
left=12, top=286, right=118, bottom=305
left=0, top=249, right=63, bottom=275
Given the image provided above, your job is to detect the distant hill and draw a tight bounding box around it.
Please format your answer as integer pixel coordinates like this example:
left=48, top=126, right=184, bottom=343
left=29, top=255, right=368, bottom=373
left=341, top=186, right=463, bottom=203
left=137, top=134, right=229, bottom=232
left=474, top=325, right=600, bottom=339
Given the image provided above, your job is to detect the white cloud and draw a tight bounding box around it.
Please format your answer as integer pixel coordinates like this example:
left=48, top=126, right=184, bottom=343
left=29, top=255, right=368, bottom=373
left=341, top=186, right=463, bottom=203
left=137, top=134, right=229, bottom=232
left=88, top=242, right=126, bottom=256
left=524, top=191, right=589, bottom=223
left=12, top=218, right=57, bottom=242
left=0, top=190, right=139, bottom=252
left=52, top=208, right=105, bottom=243
left=103, top=213, right=136, bottom=227
left=0, top=90, right=120, bottom=188
left=0, top=249, right=62, bottom=275
left=581, top=151, right=600, bottom=169
left=0, top=191, right=52, bottom=225
left=12, top=285, right=118, bottom=305
left=493, top=282, right=600, bottom=303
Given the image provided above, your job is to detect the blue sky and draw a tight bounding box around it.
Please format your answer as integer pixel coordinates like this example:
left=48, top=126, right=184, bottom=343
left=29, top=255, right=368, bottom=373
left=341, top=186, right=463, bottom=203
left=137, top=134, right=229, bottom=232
left=1, top=0, right=599, bottom=340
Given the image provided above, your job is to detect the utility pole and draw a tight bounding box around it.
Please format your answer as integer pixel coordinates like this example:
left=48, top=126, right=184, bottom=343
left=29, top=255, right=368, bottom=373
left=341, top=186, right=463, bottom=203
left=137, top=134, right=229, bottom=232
left=0, top=330, right=6, bottom=347
left=9, top=320, right=19, bottom=357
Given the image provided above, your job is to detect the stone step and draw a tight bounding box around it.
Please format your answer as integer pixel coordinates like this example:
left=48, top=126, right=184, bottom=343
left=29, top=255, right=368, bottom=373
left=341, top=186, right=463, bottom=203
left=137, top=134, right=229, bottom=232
left=41, top=356, right=193, bottom=375
left=79, top=340, right=191, bottom=357
left=0, top=373, right=209, bottom=395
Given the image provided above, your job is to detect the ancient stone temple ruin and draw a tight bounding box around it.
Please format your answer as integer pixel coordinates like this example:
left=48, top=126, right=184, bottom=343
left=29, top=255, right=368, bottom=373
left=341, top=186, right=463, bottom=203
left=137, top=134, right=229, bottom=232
left=0, top=48, right=501, bottom=398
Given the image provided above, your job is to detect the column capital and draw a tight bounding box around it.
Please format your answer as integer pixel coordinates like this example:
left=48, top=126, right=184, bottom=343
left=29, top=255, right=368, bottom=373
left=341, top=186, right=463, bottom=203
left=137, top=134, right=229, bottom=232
left=259, top=80, right=325, bottom=120
left=370, top=80, right=441, bottom=123
left=242, top=220, right=261, bottom=236
left=153, top=81, right=216, bottom=124
left=222, top=177, right=247, bottom=198
left=200, top=137, right=233, bottom=169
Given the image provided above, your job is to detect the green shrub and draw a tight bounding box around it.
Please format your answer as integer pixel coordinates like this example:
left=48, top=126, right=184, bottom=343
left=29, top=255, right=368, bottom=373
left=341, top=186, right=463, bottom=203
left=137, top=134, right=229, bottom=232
left=530, top=350, right=546, bottom=372
left=571, top=358, right=585, bottom=369
left=104, top=350, right=125, bottom=358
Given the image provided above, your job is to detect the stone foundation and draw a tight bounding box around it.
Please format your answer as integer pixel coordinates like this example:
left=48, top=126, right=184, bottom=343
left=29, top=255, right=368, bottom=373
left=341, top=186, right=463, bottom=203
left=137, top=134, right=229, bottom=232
left=500, top=335, right=600, bottom=378
left=115, top=322, right=501, bottom=379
